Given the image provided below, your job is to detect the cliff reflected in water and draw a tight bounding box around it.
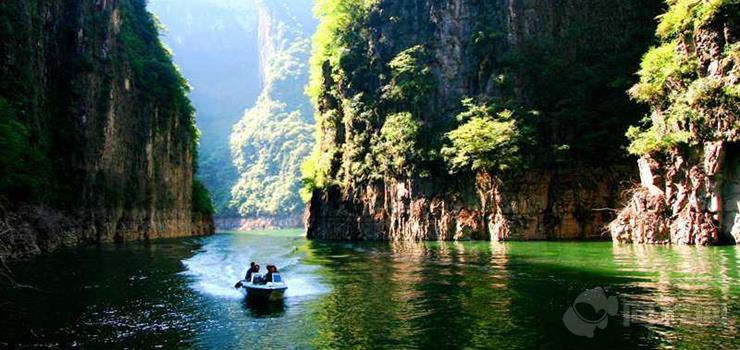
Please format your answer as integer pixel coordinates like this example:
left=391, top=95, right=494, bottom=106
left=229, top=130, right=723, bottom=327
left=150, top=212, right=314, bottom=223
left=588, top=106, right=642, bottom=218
left=304, top=240, right=738, bottom=349
left=0, top=232, right=737, bottom=349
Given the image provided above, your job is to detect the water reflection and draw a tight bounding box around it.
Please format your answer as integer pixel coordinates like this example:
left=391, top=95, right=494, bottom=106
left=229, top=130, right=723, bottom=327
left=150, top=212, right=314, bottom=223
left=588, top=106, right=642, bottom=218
left=0, top=233, right=737, bottom=349
left=305, top=240, right=738, bottom=349
left=243, top=298, right=286, bottom=318
left=611, top=244, right=739, bottom=347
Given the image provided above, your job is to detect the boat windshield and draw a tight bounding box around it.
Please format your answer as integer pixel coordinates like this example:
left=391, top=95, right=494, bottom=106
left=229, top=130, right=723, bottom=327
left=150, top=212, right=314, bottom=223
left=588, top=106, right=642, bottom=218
left=251, top=273, right=264, bottom=283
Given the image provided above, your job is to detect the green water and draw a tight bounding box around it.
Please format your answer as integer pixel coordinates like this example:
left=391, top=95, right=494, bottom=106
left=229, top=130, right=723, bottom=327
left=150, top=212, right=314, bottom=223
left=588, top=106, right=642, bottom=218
left=1, top=231, right=738, bottom=349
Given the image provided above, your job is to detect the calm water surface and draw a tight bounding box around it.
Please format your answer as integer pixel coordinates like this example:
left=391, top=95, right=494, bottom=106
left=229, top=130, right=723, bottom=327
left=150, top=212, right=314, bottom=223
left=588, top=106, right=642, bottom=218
left=0, top=230, right=738, bottom=349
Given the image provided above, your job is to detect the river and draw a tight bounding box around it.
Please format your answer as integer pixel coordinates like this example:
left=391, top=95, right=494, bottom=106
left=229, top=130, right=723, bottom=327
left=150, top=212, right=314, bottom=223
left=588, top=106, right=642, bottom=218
left=0, top=230, right=737, bottom=349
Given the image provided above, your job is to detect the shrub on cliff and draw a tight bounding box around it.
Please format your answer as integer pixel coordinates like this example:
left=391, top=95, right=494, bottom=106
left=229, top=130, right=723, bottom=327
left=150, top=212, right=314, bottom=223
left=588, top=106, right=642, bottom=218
left=374, top=112, right=423, bottom=176
left=308, top=0, right=376, bottom=103
left=192, top=180, right=215, bottom=216
left=626, top=0, right=739, bottom=155
left=0, top=97, right=48, bottom=201
left=442, top=99, right=522, bottom=174
left=382, top=45, right=435, bottom=112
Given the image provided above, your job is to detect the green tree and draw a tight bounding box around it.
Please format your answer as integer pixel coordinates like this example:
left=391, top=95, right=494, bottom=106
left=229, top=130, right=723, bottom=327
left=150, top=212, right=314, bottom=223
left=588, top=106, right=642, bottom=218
left=625, top=0, right=739, bottom=155
left=382, top=45, right=435, bottom=110
left=374, top=112, right=422, bottom=176
left=442, top=99, right=521, bottom=173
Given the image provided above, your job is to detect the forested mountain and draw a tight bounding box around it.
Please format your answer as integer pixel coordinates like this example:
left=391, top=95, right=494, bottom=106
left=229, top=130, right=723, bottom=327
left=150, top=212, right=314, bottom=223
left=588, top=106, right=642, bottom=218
left=148, top=0, right=262, bottom=216
left=303, top=0, right=664, bottom=241
left=229, top=0, right=317, bottom=229
left=0, top=0, right=213, bottom=258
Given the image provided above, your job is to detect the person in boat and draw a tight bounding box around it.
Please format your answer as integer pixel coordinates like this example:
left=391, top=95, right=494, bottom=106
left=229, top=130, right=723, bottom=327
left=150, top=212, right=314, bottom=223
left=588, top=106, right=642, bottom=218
left=245, top=262, right=257, bottom=281
left=235, top=262, right=260, bottom=288
left=264, top=265, right=279, bottom=283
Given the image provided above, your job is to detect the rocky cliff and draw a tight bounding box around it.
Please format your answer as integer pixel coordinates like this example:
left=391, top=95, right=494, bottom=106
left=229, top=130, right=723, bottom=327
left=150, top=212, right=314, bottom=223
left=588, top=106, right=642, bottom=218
left=147, top=0, right=261, bottom=217
left=0, top=0, right=214, bottom=259
left=304, top=0, right=662, bottom=241
left=610, top=0, right=739, bottom=245
left=229, top=0, right=316, bottom=229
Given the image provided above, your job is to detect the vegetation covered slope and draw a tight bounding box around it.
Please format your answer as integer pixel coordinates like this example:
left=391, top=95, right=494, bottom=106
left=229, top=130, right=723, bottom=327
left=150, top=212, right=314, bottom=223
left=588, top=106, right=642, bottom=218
left=303, top=0, right=663, bottom=240
left=229, top=0, right=316, bottom=223
left=0, top=0, right=213, bottom=258
left=148, top=0, right=262, bottom=216
left=611, top=0, right=739, bottom=245
left=304, top=0, right=660, bottom=190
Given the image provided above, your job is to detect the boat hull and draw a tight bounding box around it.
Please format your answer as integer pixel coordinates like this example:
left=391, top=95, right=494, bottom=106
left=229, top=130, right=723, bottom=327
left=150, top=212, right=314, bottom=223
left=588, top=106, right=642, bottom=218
left=244, top=286, right=287, bottom=301
left=237, top=280, right=287, bottom=301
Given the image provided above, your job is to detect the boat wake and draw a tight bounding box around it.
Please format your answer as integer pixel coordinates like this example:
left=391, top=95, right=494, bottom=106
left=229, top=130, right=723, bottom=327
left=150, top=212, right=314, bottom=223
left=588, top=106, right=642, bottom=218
left=181, top=233, right=327, bottom=300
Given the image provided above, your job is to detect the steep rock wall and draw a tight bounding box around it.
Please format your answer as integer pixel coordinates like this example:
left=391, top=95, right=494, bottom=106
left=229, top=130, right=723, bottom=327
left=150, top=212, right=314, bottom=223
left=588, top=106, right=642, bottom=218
left=147, top=0, right=261, bottom=217
left=305, top=0, right=660, bottom=241
left=0, top=0, right=213, bottom=259
left=229, top=0, right=316, bottom=227
left=307, top=168, right=633, bottom=241
left=610, top=1, right=739, bottom=245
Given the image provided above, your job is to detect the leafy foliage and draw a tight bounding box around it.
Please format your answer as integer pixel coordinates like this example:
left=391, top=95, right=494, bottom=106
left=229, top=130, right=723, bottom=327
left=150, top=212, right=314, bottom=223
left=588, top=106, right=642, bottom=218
left=308, top=0, right=377, bottom=103
left=382, top=46, right=435, bottom=110
left=231, top=98, right=314, bottom=216
left=302, top=0, right=664, bottom=200
left=374, top=112, right=423, bottom=176
left=626, top=0, right=739, bottom=155
left=626, top=125, right=692, bottom=155
left=442, top=100, right=521, bottom=173
left=656, top=0, right=728, bottom=39
left=192, top=180, right=215, bottom=216
left=0, top=97, right=48, bottom=200
left=230, top=3, right=315, bottom=217
left=629, top=41, right=698, bottom=103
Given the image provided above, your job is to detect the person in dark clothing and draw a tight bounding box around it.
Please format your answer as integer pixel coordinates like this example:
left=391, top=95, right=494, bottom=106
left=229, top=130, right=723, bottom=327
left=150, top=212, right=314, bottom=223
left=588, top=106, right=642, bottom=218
left=264, top=265, right=279, bottom=282
left=244, top=262, right=257, bottom=281
left=252, top=264, right=263, bottom=283
left=236, top=262, right=260, bottom=288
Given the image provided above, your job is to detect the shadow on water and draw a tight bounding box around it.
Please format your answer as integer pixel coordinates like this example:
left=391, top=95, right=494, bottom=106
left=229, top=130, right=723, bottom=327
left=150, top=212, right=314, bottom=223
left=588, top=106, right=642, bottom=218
left=243, top=297, right=286, bottom=318
left=0, top=237, right=207, bottom=348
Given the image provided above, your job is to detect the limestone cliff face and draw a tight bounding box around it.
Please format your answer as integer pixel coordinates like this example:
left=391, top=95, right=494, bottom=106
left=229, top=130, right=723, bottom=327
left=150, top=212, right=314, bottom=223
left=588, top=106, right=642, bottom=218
left=0, top=0, right=213, bottom=258
left=147, top=0, right=261, bottom=217
left=610, top=2, right=739, bottom=245
left=228, top=0, right=315, bottom=229
left=307, top=168, right=633, bottom=241
left=305, top=0, right=660, bottom=241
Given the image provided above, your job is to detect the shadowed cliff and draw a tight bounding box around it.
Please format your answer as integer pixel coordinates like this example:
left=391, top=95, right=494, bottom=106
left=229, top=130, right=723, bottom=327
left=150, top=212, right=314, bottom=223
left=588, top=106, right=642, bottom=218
left=0, top=0, right=214, bottom=259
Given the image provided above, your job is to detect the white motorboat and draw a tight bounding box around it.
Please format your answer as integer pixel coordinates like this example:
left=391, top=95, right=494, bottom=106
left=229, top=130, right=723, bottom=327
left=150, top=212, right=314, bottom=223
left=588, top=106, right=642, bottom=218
left=235, top=273, right=287, bottom=300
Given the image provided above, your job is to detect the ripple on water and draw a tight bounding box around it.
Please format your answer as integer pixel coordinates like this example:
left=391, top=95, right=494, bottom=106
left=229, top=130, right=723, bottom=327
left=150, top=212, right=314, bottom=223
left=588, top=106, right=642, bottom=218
left=180, top=232, right=328, bottom=300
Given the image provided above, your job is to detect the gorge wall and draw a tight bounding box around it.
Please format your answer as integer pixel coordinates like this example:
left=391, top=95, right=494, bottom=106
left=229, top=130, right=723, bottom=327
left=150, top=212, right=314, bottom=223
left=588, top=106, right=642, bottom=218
left=148, top=0, right=261, bottom=218
left=610, top=1, right=739, bottom=245
left=0, top=0, right=214, bottom=259
left=304, top=0, right=663, bottom=241
left=228, top=0, right=316, bottom=231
